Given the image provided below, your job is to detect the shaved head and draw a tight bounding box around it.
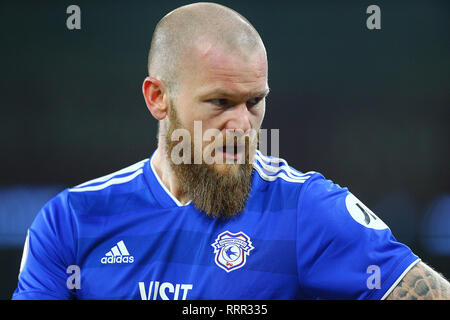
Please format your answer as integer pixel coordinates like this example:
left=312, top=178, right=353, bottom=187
left=147, top=2, right=266, bottom=94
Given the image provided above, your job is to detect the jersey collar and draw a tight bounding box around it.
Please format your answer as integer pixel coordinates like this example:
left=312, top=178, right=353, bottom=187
left=145, top=151, right=192, bottom=208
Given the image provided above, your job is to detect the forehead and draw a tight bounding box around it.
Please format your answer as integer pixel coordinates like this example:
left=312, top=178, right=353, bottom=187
left=182, top=41, right=268, bottom=97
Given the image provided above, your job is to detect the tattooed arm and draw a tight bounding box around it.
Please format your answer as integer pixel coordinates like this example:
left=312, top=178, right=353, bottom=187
left=386, top=261, right=450, bottom=300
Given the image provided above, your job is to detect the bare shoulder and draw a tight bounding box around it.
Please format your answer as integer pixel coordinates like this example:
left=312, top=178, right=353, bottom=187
left=386, top=261, right=450, bottom=300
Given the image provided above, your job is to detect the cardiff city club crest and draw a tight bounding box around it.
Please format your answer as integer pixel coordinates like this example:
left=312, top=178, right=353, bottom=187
left=211, top=231, right=254, bottom=273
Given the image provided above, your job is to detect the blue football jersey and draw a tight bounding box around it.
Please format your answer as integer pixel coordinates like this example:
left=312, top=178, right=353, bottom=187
left=12, top=150, right=419, bottom=300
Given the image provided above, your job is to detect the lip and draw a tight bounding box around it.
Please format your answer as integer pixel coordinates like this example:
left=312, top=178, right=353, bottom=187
left=216, top=145, right=245, bottom=161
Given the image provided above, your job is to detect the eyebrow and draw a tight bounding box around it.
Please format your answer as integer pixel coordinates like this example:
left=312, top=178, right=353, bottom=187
left=200, top=87, right=270, bottom=100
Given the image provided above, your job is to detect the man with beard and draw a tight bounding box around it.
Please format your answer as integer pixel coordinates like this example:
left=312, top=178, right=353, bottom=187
left=13, top=3, right=450, bottom=300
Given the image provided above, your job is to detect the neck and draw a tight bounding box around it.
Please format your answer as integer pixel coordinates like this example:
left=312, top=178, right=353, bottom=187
left=152, top=147, right=191, bottom=205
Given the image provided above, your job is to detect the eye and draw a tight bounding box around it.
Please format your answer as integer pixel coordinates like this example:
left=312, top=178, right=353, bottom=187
left=246, top=96, right=263, bottom=108
left=209, top=98, right=232, bottom=107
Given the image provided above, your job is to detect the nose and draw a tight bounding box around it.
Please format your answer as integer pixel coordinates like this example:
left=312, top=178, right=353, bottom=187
left=224, top=103, right=252, bottom=134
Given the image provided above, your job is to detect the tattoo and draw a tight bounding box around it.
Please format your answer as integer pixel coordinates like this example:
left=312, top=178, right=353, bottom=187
left=387, top=262, right=450, bottom=300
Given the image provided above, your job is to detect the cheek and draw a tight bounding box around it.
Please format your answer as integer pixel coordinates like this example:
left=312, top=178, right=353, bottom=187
left=251, top=103, right=265, bottom=129
left=172, top=99, right=202, bottom=132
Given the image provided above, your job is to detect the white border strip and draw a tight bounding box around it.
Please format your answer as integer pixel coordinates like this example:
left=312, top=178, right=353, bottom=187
left=255, top=151, right=316, bottom=177
left=18, top=230, right=30, bottom=277
left=73, top=159, right=147, bottom=189
left=253, top=162, right=310, bottom=183
left=150, top=155, right=191, bottom=207
left=380, top=258, right=421, bottom=300
left=69, top=169, right=143, bottom=192
left=255, top=154, right=312, bottom=179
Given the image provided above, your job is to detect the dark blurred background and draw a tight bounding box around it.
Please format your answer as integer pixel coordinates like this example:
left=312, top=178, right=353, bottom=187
left=0, top=0, right=449, bottom=299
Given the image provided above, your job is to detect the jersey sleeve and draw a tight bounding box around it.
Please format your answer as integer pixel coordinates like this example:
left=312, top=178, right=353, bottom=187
left=296, top=174, right=420, bottom=300
left=12, top=190, right=77, bottom=300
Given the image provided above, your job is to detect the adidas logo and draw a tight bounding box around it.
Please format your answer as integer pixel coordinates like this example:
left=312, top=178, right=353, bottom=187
left=100, top=240, right=134, bottom=264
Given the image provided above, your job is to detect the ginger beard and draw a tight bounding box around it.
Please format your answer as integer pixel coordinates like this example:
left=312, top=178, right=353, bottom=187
left=165, top=105, right=257, bottom=218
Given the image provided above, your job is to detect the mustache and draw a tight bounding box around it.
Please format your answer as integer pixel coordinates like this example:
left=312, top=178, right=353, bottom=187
left=205, top=136, right=254, bottom=157
left=206, top=130, right=257, bottom=149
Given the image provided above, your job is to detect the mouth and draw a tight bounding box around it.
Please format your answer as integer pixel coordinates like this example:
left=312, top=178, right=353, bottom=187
left=217, top=144, right=245, bottom=161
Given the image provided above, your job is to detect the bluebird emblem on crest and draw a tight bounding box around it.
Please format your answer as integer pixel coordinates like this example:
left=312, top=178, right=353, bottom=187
left=211, top=231, right=254, bottom=272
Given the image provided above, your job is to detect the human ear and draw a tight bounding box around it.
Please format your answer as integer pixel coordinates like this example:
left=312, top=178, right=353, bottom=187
left=142, top=76, right=169, bottom=120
